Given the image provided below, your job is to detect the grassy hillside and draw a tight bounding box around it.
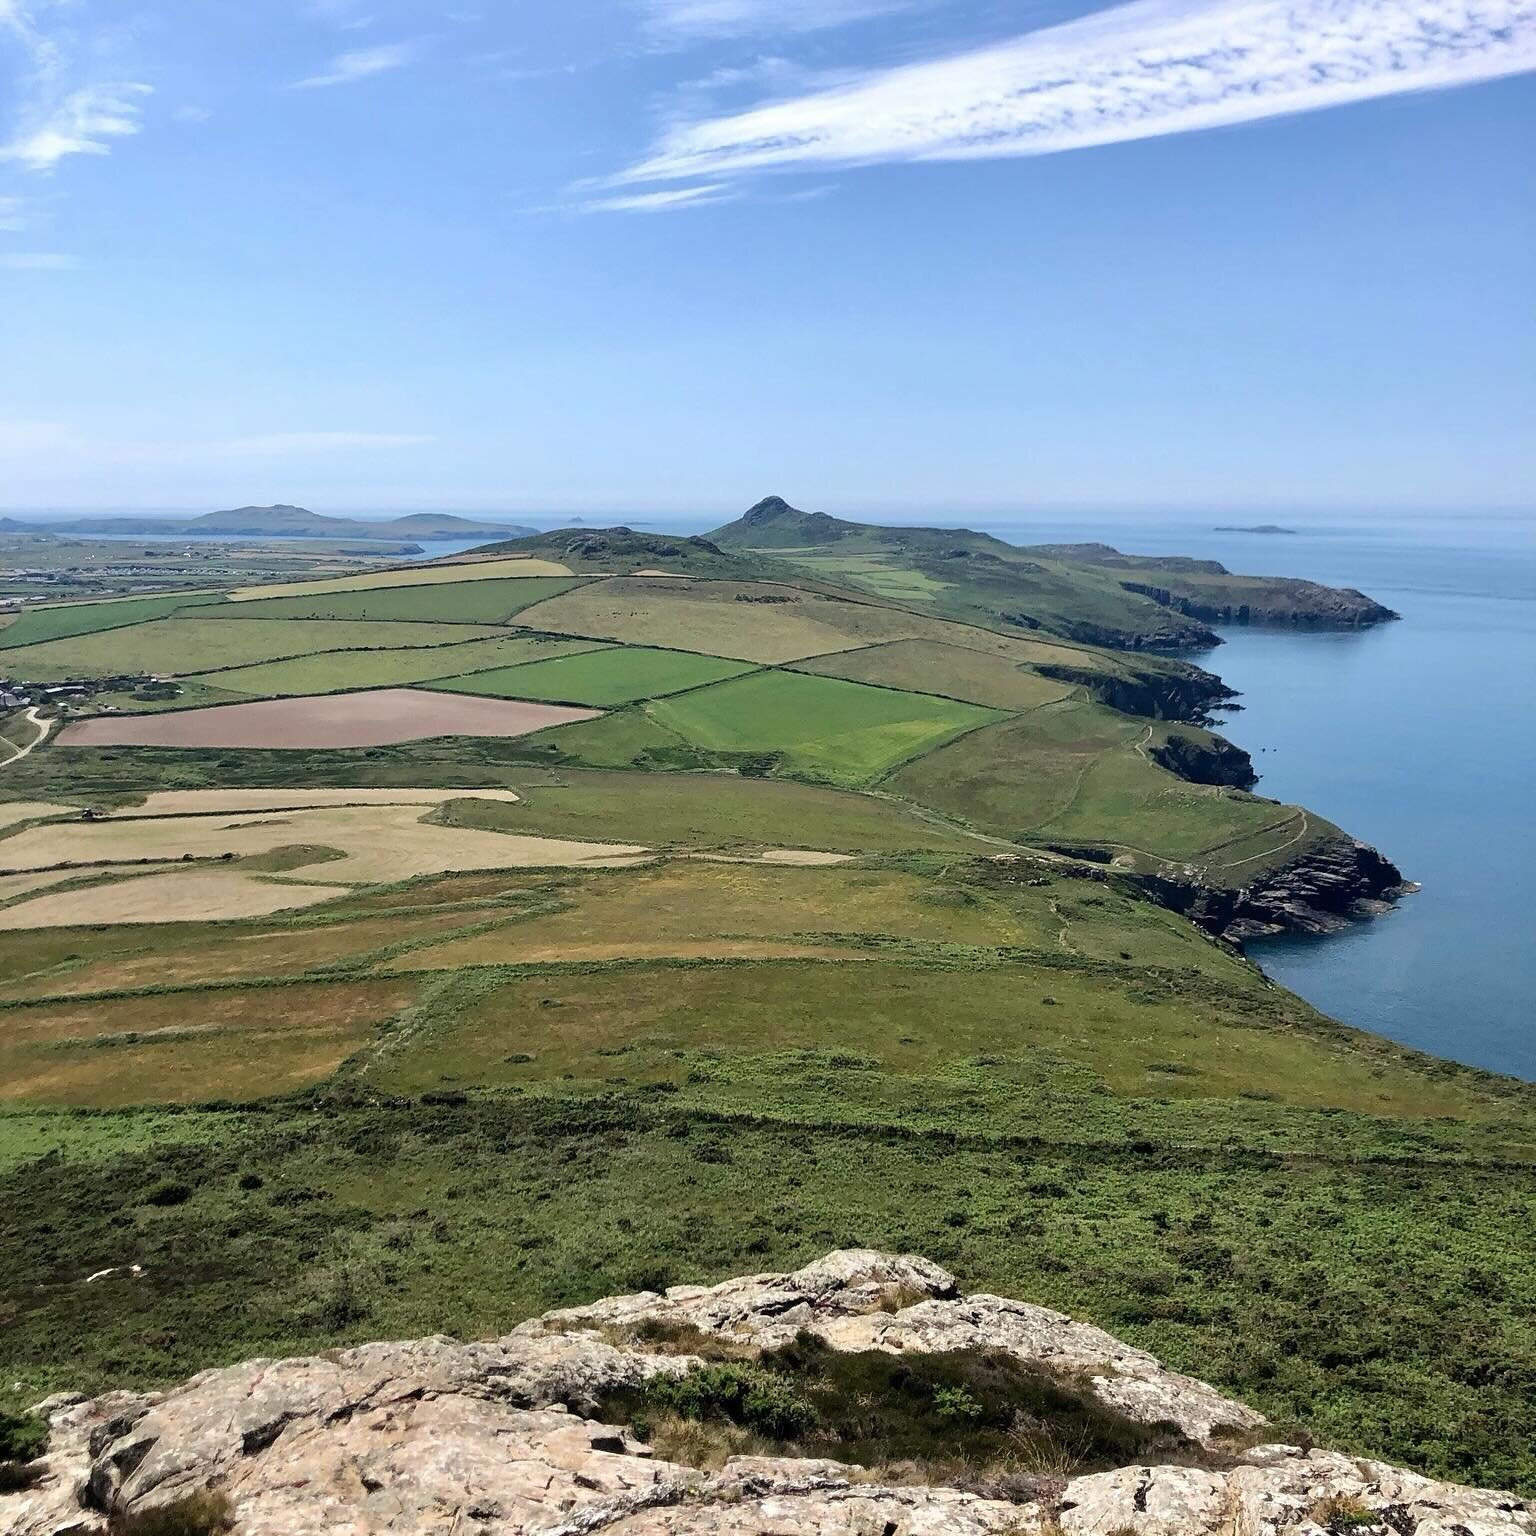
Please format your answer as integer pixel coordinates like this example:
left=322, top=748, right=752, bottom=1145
left=708, top=497, right=1398, bottom=648
left=0, top=529, right=1516, bottom=1494
left=0, top=850, right=1531, bottom=1491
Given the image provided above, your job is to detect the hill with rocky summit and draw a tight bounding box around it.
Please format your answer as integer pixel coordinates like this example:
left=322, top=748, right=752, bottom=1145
left=709, top=498, right=1397, bottom=649
left=4, top=1252, right=1528, bottom=1536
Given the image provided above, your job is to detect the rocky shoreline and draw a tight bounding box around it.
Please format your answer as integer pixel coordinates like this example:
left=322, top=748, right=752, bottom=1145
left=4, top=1251, right=1527, bottom=1536
left=1137, top=831, right=1413, bottom=943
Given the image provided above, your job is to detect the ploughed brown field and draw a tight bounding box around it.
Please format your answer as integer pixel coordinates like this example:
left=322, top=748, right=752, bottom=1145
left=54, top=688, right=601, bottom=749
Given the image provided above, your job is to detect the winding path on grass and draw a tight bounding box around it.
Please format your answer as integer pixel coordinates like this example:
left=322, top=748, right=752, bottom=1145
left=0, top=707, right=52, bottom=770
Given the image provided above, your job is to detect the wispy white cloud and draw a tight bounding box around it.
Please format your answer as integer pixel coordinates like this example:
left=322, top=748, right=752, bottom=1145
left=0, top=3, right=151, bottom=172
left=0, top=82, right=152, bottom=171
left=0, top=249, right=76, bottom=267
left=0, top=194, right=34, bottom=230
left=625, top=0, right=1536, bottom=181
left=644, top=0, right=913, bottom=40
left=293, top=41, right=416, bottom=88
left=575, top=182, right=734, bottom=214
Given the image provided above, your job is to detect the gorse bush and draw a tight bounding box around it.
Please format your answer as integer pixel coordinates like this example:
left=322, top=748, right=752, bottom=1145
left=0, top=1410, right=47, bottom=1464
left=643, top=1364, right=818, bottom=1440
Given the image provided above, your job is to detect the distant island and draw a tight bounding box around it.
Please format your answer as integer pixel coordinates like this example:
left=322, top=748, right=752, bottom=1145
left=0, top=505, right=538, bottom=542
left=1214, top=523, right=1298, bottom=535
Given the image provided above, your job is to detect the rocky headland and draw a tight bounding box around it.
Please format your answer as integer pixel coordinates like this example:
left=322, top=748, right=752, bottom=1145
left=4, top=1252, right=1527, bottom=1536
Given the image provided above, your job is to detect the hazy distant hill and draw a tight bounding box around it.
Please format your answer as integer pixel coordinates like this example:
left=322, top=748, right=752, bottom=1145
left=1, top=506, right=538, bottom=541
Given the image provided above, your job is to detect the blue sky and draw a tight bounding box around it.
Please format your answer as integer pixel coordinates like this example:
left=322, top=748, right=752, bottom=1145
left=0, top=0, right=1532, bottom=516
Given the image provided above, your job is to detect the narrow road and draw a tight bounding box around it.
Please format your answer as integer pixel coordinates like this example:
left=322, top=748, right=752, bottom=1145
left=0, top=707, right=53, bottom=769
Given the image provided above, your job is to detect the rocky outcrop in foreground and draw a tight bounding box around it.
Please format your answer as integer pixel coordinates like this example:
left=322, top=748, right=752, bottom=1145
left=4, top=1251, right=1528, bottom=1536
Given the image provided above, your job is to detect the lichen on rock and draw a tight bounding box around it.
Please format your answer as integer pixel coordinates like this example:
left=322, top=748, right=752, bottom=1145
left=2, top=1251, right=1529, bottom=1536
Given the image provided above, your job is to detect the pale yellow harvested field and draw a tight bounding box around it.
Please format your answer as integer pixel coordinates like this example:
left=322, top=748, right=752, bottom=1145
left=0, top=801, right=79, bottom=831
left=56, top=689, right=599, bottom=749
left=0, top=865, right=176, bottom=904
left=758, top=849, right=855, bottom=866
left=230, top=556, right=573, bottom=601
left=3, top=869, right=354, bottom=928
left=104, top=787, right=522, bottom=818
left=512, top=577, right=936, bottom=663
left=385, top=936, right=870, bottom=971
left=0, top=798, right=648, bottom=885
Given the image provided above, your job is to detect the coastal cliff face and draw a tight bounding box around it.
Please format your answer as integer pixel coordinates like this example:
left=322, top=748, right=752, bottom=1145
left=1033, top=662, right=1237, bottom=724
left=1117, top=577, right=1399, bottom=630
left=1138, top=833, right=1410, bottom=942
left=5, top=1251, right=1528, bottom=1536
left=1147, top=725, right=1258, bottom=788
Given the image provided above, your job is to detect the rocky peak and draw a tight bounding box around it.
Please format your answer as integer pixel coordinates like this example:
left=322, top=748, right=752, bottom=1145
left=741, top=495, right=799, bottom=523
left=3, top=1251, right=1529, bottom=1536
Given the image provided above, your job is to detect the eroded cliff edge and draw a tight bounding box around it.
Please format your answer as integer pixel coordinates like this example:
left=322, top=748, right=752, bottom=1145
left=4, top=1252, right=1527, bottom=1536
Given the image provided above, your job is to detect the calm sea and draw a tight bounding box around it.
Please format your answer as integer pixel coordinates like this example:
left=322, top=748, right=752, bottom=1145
left=969, top=513, right=1536, bottom=1083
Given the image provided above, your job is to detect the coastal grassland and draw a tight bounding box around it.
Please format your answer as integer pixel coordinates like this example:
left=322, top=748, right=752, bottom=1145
left=0, top=882, right=547, bottom=1000
left=205, top=576, right=587, bottom=625
left=791, top=638, right=1081, bottom=711
left=2, top=973, right=1533, bottom=1490
left=198, top=635, right=608, bottom=698
left=374, top=861, right=1073, bottom=969
left=887, top=704, right=1289, bottom=866
left=511, top=577, right=943, bottom=662
left=227, top=556, right=573, bottom=600
left=0, top=975, right=417, bottom=1106
left=0, top=618, right=506, bottom=681
left=0, top=591, right=223, bottom=650
left=433, top=646, right=757, bottom=707
left=429, top=769, right=996, bottom=853
left=640, top=670, right=1005, bottom=785
left=756, top=549, right=959, bottom=604
left=716, top=529, right=1212, bottom=649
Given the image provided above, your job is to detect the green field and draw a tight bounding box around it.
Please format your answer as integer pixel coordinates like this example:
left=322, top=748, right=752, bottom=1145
left=0, top=591, right=222, bottom=649
left=435, top=645, right=757, bottom=706
left=432, top=768, right=996, bottom=852
left=203, top=635, right=608, bottom=697
left=793, top=637, right=1081, bottom=711
left=2, top=617, right=507, bottom=681
left=887, top=702, right=1291, bottom=864
left=639, top=669, right=1004, bottom=784
left=513, top=577, right=944, bottom=662
left=206, top=576, right=586, bottom=625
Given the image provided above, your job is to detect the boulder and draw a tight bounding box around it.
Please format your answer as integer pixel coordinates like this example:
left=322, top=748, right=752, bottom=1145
left=4, top=1251, right=1529, bottom=1536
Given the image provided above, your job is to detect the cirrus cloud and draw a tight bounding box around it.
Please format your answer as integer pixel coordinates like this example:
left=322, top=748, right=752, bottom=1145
left=622, top=0, right=1536, bottom=182
left=292, top=42, right=417, bottom=89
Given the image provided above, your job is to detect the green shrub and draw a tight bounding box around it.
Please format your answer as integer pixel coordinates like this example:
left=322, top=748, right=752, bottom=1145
left=932, top=1385, right=984, bottom=1422
left=645, top=1364, right=818, bottom=1440
left=0, top=1410, right=47, bottom=1464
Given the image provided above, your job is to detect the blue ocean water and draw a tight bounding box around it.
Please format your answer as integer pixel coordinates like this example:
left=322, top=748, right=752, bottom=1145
left=974, top=514, right=1536, bottom=1082
left=644, top=509, right=1536, bottom=1078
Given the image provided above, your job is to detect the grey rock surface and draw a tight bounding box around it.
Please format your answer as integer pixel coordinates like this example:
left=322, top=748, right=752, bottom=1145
left=4, top=1251, right=1529, bottom=1536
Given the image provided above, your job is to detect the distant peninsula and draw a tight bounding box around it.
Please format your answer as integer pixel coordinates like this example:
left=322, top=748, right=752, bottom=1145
left=1214, top=523, right=1298, bottom=535
left=0, top=505, right=538, bottom=542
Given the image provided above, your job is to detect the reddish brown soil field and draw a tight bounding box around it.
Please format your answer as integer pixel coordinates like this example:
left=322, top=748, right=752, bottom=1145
left=56, top=688, right=601, bottom=749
